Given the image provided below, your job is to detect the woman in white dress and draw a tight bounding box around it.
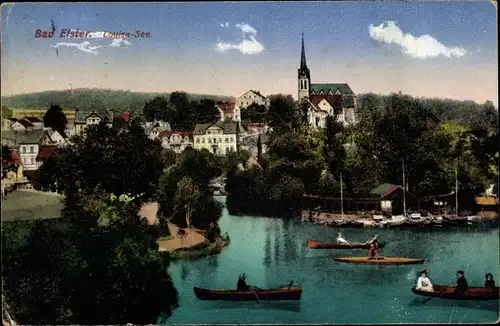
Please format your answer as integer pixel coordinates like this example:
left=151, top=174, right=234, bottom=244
left=416, top=270, right=434, bottom=292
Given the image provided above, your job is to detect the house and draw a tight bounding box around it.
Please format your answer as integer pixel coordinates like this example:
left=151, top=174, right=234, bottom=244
left=46, top=130, right=67, bottom=147
left=369, top=183, right=416, bottom=215
left=9, top=118, right=33, bottom=131
left=113, top=112, right=131, bottom=130
left=15, top=129, right=49, bottom=171
left=159, top=131, right=193, bottom=154
left=1, top=130, right=18, bottom=148
left=237, top=90, right=270, bottom=109
left=244, top=123, right=269, bottom=135
left=36, top=145, right=59, bottom=170
left=297, top=35, right=357, bottom=128
left=74, top=110, right=113, bottom=136
left=143, top=120, right=171, bottom=140
left=193, top=121, right=239, bottom=155
left=216, top=102, right=241, bottom=122
left=239, top=133, right=268, bottom=157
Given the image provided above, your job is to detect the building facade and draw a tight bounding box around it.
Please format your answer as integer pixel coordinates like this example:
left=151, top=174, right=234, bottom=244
left=74, top=111, right=113, bottom=136
left=159, top=131, right=193, bottom=154
left=237, top=90, right=270, bottom=109
left=298, top=35, right=357, bottom=128
left=193, top=121, right=239, bottom=155
left=17, top=129, right=47, bottom=171
left=217, top=102, right=241, bottom=122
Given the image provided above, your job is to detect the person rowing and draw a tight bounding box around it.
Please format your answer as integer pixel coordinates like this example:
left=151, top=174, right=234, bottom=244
left=366, top=234, right=381, bottom=259
left=416, top=270, right=434, bottom=292
left=454, top=270, right=469, bottom=296
left=237, top=273, right=261, bottom=291
left=336, top=232, right=349, bottom=244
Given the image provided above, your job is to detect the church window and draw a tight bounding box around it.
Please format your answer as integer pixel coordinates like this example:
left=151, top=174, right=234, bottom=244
left=305, top=82, right=307, bottom=89
left=315, top=117, right=320, bottom=126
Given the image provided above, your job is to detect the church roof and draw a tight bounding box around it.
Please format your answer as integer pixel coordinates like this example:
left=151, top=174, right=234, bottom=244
left=310, top=95, right=343, bottom=111
left=310, top=83, right=355, bottom=96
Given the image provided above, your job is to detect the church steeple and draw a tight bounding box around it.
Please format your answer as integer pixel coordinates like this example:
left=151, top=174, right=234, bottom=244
left=298, top=33, right=311, bottom=101
left=300, top=33, right=308, bottom=69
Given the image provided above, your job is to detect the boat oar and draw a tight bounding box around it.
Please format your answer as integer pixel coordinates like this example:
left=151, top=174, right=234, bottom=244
left=252, top=288, right=260, bottom=304
left=421, top=297, right=433, bottom=304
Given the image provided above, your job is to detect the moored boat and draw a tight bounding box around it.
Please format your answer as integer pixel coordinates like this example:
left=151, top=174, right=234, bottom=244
left=388, top=215, right=406, bottom=226
left=193, top=286, right=303, bottom=301
left=332, top=256, right=425, bottom=265
left=307, top=240, right=386, bottom=249
left=412, top=285, right=499, bottom=301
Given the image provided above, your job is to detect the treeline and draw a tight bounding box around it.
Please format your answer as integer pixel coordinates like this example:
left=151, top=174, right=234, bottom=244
left=2, top=120, right=229, bottom=324
left=1, top=88, right=234, bottom=118
left=225, top=92, right=498, bottom=217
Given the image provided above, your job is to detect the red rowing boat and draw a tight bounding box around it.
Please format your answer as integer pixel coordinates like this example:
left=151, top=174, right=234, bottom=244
left=193, top=286, right=303, bottom=301
left=307, top=240, right=386, bottom=249
left=412, top=285, right=499, bottom=301
left=333, top=256, right=425, bottom=265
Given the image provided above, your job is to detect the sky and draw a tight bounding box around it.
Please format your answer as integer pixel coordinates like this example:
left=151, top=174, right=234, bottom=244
left=1, top=2, right=498, bottom=106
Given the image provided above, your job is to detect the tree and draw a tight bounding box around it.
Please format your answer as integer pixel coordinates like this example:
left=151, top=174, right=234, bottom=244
left=143, top=96, right=170, bottom=122
left=174, top=176, right=201, bottom=227
left=1, top=193, right=179, bottom=325
left=266, top=94, right=299, bottom=133
left=43, top=104, right=68, bottom=134
left=323, top=115, right=346, bottom=176
left=241, top=103, right=267, bottom=123
left=169, top=92, right=195, bottom=130
left=37, top=119, right=164, bottom=201
left=195, top=99, right=220, bottom=124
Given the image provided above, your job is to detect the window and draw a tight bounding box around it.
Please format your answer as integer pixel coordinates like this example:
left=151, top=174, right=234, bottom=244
left=30, top=146, right=34, bottom=153
left=213, top=138, right=217, bottom=144
left=22, top=147, right=26, bottom=154
left=30, top=157, right=34, bottom=164
left=196, top=138, right=200, bottom=143
left=208, top=138, right=212, bottom=143
left=229, top=137, right=233, bottom=142
left=305, top=82, right=308, bottom=89
left=202, top=138, right=205, bottom=143
left=315, top=117, right=320, bottom=126
left=207, top=130, right=211, bottom=134
left=225, top=137, right=228, bottom=143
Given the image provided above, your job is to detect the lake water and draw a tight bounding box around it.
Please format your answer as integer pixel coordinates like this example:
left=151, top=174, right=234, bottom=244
left=159, top=197, right=499, bottom=324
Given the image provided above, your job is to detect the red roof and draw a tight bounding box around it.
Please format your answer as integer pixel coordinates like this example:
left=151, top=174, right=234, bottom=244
left=217, top=102, right=236, bottom=114
left=310, top=94, right=342, bottom=112
left=114, top=112, right=130, bottom=122
left=1, top=150, right=22, bottom=166
left=158, top=131, right=192, bottom=138
left=36, top=145, right=58, bottom=161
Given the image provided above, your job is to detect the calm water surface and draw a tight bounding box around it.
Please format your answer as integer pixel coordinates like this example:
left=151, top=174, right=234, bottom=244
left=160, top=197, right=499, bottom=324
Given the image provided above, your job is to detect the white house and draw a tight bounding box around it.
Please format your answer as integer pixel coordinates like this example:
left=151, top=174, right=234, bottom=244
left=9, top=119, right=33, bottom=131
left=143, top=120, right=171, bottom=140
left=216, top=102, right=241, bottom=123
left=43, top=130, right=67, bottom=147
left=74, top=110, right=113, bottom=136
left=193, top=121, right=239, bottom=155
left=159, top=131, right=193, bottom=154
left=16, top=129, right=47, bottom=171
left=236, top=90, right=270, bottom=109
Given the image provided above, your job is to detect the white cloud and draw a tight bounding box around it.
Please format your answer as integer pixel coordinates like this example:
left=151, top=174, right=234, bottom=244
left=109, top=38, right=131, bottom=47
left=219, top=22, right=229, bottom=28
left=50, top=41, right=103, bottom=55
left=215, top=23, right=265, bottom=55
left=368, top=21, right=467, bottom=59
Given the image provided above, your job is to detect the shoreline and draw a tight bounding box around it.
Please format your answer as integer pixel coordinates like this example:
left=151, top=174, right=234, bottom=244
left=302, top=210, right=498, bottom=228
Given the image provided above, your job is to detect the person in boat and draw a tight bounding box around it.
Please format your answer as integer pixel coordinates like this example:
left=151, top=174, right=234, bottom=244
left=454, top=270, right=469, bottom=296
left=336, top=232, right=349, bottom=244
left=366, top=234, right=380, bottom=259
left=416, top=270, right=434, bottom=292
left=237, top=273, right=250, bottom=291
left=484, top=273, right=495, bottom=288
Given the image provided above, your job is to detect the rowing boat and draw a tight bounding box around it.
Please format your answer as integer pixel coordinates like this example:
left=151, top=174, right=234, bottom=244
left=412, top=285, right=499, bottom=300
left=307, top=240, right=386, bottom=249
left=332, top=256, right=425, bottom=265
left=193, top=286, right=303, bottom=301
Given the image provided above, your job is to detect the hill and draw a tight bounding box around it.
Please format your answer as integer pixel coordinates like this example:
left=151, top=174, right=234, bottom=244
left=1, top=88, right=235, bottom=117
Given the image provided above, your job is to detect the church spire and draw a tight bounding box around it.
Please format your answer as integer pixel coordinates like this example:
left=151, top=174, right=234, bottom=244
left=300, top=33, right=308, bottom=69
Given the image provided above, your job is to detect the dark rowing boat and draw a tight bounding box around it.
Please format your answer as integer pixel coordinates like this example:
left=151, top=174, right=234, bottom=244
left=307, top=240, right=386, bottom=249
left=193, top=286, right=303, bottom=301
left=412, top=285, right=499, bottom=301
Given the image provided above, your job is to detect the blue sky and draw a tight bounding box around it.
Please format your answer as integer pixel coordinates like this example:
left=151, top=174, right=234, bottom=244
left=1, top=2, right=497, bottom=105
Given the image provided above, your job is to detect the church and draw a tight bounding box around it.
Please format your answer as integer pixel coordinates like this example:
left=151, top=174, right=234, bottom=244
left=298, top=35, right=357, bottom=128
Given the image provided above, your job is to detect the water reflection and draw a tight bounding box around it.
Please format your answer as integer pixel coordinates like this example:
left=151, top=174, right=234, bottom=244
left=200, top=300, right=301, bottom=313
left=264, top=230, right=272, bottom=267
left=406, top=297, right=499, bottom=313
left=273, top=221, right=282, bottom=263
left=180, top=263, right=190, bottom=281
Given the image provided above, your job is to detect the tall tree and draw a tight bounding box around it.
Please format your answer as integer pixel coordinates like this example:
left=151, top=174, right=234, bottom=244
left=43, top=104, right=68, bottom=134
left=241, top=103, right=267, bottom=123
left=174, top=176, right=201, bottom=227
left=323, top=115, right=346, bottom=177
left=266, top=94, right=299, bottom=134
left=195, top=99, right=220, bottom=124
left=169, top=92, right=195, bottom=130
left=143, top=96, right=170, bottom=122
